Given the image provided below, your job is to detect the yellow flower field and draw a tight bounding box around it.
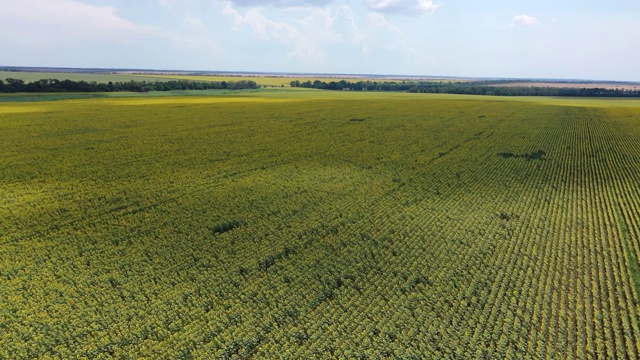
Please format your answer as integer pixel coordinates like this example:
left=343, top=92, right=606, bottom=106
left=2, top=91, right=640, bottom=358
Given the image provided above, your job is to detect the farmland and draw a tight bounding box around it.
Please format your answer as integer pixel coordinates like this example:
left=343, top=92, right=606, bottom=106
left=0, top=70, right=387, bottom=88
left=496, top=82, right=640, bottom=91
left=2, top=91, right=640, bottom=358
left=0, top=71, right=175, bottom=84
left=134, top=74, right=390, bottom=88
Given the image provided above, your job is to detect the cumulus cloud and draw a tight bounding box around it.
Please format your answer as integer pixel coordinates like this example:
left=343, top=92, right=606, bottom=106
left=366, top=0, right=439, bottom=16
left=223, top=4, right=324, bottom=60
left=230, top=0, right=335, bottom=7
left=220, top=0, right=424, bottom=69
left=364, top=12, right=420, bottom=64
left=511, top=15, right=541, bottom=27
left=336, top=5, right=366, bottom=51
left=0, top=0, right=161, bottom=44
left=159, top=0, right=203, bottom=10
left=0, top=0, right=222, bottom=56
left=224, top=5, right=300, bottom=41
left=367, top=13, right=403, bottom=35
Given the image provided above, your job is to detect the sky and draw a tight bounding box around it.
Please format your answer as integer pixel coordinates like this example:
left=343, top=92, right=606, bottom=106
left=1, top=0, right=639, bottom=81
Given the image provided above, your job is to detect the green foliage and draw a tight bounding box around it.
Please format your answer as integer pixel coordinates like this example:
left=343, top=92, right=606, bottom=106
left=0, top=77, right=258, bottom=93
left=291, top=78, right=640, bottom=97
left=2, top=93, right=640, bottom=358
left=0, top=70, right=173, bottom=83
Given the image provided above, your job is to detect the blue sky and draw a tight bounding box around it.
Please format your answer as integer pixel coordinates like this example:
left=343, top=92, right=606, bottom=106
left=1, top=0, right=639, bottom=80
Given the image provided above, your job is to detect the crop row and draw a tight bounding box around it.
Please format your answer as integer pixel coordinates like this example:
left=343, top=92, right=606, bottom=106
left=1, top=96, right=640, bottom=358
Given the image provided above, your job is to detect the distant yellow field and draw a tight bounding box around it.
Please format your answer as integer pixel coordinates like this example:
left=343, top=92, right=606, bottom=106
left=133, top=74, right=411, bottom=87
left=132, top=74, right=335, bottom=87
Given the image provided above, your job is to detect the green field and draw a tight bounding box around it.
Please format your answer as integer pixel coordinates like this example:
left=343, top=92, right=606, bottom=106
left=2, top=91, right=640, bottom=358
left=135, top=74, right=314, bottom=87
left=0, top=89, right=270, bottom=103
left=0, top=71, right=450, bottom=90
left=135, top=75, right=403, bottom=88
left=0, top=71, right=179, bottom=84
left=0, top=71, right=377, bottom=88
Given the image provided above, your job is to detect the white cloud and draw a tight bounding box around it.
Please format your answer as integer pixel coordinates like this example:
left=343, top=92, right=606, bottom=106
left=364, top=12, right=421, bottom=64
left=230, top=0, right=335, bottom=7
left=336, top=5, right=366, bottom=52
left=220, top=1, right=426, bottom=70
left=224, top=5, right=299, bottom=41
left=295, top=7, right=343, bottom=45
left=159, top=0, right=202, bottom=10
left=0, top=0, right=161, bottom=44
left=0, top=0, right=223, bottom=62
left=511, top=15, right=541, bottom=27
left=223, top=4, right=324, bottom=60
left=366, top=0, right=439, bottom=16
left=367, top=13, right=403, bottom=35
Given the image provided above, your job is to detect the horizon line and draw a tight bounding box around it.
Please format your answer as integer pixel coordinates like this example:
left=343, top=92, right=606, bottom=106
left=1, top=65, right=638, bottom=84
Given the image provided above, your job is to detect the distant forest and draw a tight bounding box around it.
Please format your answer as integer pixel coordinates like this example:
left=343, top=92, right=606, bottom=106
left=290, top=79, right=640, bottom=97
left=0, top=78, right=258, bottom=93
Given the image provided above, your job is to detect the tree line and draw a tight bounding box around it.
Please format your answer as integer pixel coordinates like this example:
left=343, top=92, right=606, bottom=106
left=290, top=79, right=640, bottom=97
left=0, top=78, right=258, bottom=93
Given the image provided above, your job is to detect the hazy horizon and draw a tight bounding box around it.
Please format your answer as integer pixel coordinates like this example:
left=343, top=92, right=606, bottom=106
left=4, top=66, right=640, bottom=84
left=1, top=0, right=639, bottom=82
